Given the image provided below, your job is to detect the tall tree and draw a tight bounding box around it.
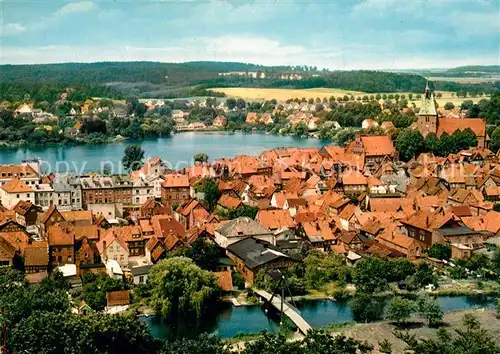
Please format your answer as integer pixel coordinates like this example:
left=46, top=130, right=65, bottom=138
left=396, top=128, right=425, bottom=161
left=122, top=144, right=145, bottom=171
left=202, top=178, right=220, bottom=212
left=148, top=257, right=220, bottom=319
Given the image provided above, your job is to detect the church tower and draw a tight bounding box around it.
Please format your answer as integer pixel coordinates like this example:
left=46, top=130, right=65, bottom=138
left=416, top=82, right=438, bottom=137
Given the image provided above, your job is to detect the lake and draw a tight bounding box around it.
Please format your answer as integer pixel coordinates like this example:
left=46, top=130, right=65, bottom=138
left=0, top=132, right=326, bottom=174
left=140, top=295, right=497, bottom=340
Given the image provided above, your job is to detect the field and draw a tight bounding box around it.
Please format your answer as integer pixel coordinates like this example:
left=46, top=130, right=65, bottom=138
left=427, top=76, right=500, bottom=84
left=212, top=87, right=486, bottom=108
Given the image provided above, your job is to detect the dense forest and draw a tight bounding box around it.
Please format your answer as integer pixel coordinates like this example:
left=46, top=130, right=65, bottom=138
left=1, top=62, right=497, bottom=101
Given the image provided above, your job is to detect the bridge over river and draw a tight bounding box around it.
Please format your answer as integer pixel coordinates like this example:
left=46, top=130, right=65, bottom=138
left=254, top=289, right=312, bottom=334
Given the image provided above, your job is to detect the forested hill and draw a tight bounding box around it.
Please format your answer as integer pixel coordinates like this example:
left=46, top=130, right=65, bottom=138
left=0, top=61, right=300, bottom=85
left=447, top=65, right=500, bottom=74
left=0, top=62, right=497, bottom=100
left=0, top=61, right=429, bottom=92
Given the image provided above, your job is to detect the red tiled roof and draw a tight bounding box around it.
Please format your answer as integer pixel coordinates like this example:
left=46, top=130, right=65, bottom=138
left=47, top=225, right=74, bottom=246
left=360, top=136, right=395, bottom=157
left=106, top=290, right=130, bottom=307
left=162, top=174, right=189, bottom=188
left=218, top=194, right=242, bottom=210
left=1, top=178, right=33, bottom=193
left=24, top=242, right=48, bottom=267
left=257, top=209, right=295, bottom=230
left=437, top=118, right=486, bottom=137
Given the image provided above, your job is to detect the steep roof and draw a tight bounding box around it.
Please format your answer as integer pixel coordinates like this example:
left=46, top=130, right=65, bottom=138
left=162, top=174, right=189, bottom=188
left=24, top=242, right=49, bottom=267
left=48, top=225, right=75, bottom=246
left=360, top=136, right=396, bottom=157
left=256, top=209, right=295, bottom=230
left=1, top=178, right=33, bottom=193
left=437, top=118, right=486, bottom=137
left=418, top=90, right=437, bottom=116
left=218, top=194, right=242, bottom=210
left=13, top=200, right=37, bottom=216
left=217, top=217, right=271, bottom=237
left=227, top=238, right=292, bottom=269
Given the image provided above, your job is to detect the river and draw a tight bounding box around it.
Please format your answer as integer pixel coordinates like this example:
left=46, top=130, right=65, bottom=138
left=140, top=295, right=497, bottom=340
left=0, top=132, right=326, bottom=174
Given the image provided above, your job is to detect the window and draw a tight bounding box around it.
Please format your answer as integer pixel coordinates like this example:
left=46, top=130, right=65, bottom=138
left=120, top=255, right=124, bottom=261
left=136, top=197, right=140, bottom=203
left=16, top=194, right=20, bottom=198
left=0, top=261, right=9, bottom=267
left=27, top=193, right=30, bottom=198
left=139, top=275, right=144, bottom=283
left=419, top=234, right=426, bottom=242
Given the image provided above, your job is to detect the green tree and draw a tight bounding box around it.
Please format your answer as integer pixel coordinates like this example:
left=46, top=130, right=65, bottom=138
left=293, top=122, right=308, bottom=136
left=396, top=128, right=425, bottom=161
left=489, top=126, right=500, bottom=152
left=201, top=178, right=220, bottom=212
left=418, top=295, right=444, bottom=327
left=148, top=257, right=220, bottom=319
left=386, top=297, right=417, bottom=324
left=395, top=314, right=500, bottom=354
left=194, top=153, right=209, bottom=163
left=122, top=144, right=145, bottom=171
left=424, top=133, right=440, bottom=155
left=241, top=329, right=373, bottom=354
left=226, top=98, right=236, bottom=110
left=160, top=333, right=230, bottom=354
left=428, top=242, right=451, bottom=260
left=353, top=257, right=389, bottom=294
left=82, top=273, right=128, bottom=311
left=444, top=102, right=455, bottom=110
left=185, top=238, right=223, bottom=271
left=350, top=294, right=386, bottom=323
left=304, top=251, right=351, bottom=289
left=227, top=205, right=259, bottom=219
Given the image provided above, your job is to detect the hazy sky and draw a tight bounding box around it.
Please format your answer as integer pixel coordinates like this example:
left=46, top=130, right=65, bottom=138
left=1, top=0, right=499, bottom=69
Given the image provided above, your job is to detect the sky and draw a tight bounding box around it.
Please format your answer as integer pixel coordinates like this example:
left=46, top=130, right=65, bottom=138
left=0, top=0, right=499, bottom=69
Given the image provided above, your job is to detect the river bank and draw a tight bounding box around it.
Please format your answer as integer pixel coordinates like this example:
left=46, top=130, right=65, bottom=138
left=226, top=307, right=500, bottom=352
left=139, top=294, right=497, bottom=340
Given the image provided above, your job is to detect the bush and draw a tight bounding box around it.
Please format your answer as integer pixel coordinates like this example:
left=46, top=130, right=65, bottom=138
left=232, top=272, right=245, bottom=290
left=386, top=297, right=417, bottom=324
left=428, top=242, right=452, bottom=260
left=350, top=294, right=386, bottom=323
left=418, top=295, right=444, bottom=327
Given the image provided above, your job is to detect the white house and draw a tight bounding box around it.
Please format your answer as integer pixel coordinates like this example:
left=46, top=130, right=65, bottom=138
left=0, top=179, right=34, bottom=208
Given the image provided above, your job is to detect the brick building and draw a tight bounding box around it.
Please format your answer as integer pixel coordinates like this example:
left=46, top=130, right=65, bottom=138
left=161, top=174, right=190, bottom=207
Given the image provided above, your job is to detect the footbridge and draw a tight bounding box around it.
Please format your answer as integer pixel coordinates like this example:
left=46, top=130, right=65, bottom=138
left=254, top=289, right=312, bottom=334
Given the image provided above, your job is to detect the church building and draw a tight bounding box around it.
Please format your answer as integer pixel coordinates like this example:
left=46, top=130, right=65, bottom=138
left=416, top=84, right=489, bottom=148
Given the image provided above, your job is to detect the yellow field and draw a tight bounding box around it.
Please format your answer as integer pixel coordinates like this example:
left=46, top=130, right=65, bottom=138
left=213, top=87, right=486, bottom=109
left=212, top=87, right=366, bottom=101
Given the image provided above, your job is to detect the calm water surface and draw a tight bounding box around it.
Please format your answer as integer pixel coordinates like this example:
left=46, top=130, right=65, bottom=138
left=0, top=132, right=325, bottom=173
left=140, top=295, right=497, bottom=339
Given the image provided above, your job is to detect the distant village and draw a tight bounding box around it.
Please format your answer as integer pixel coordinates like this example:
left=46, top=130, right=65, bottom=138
left=9, top=83, right=489, bottom=144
